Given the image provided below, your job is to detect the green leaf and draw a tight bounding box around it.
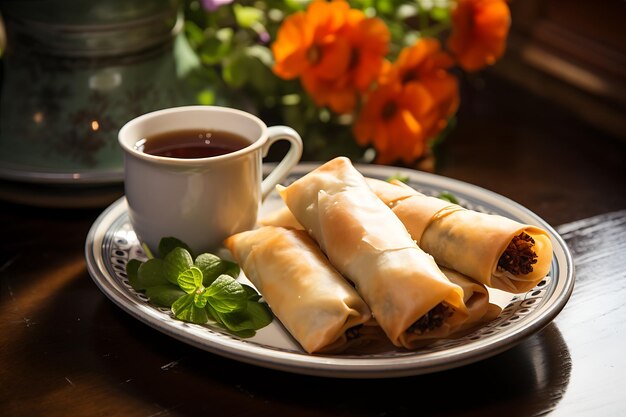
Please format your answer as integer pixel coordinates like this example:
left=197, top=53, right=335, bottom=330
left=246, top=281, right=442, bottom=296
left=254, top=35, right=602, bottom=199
left=200, top=30, right=233, bottom=65
left=145, top=285, right=186, bottom=307
left=242, top=284, right=261, bottom=301
left=222, top=261, right=240, bottom=279
left=222, top=51, right=249, bottom=88
left=205, top=275, right=247, bottom=313
left=376, top=0, right=395, bottom=15
left=386, top=173, right=410, bottom=183
left=159, top=237, right=193, bottom=259
left=177, top=267, right=204, bottom=294
left=244, top=51, right=279, bottom=96
left=197, top=89, right=215, bottom=105
left=430, top=6, right=450, bottom=23
left=438, top=191, right=460, bottom=205
left=204, top=302, right=223, bottom=325
left=229, top=328, right=256, bottom=338
left=163, top=247, right=194, bottom=285
left=215, top=301, right=273, bottom=332
left=283, top=0, right=308, bottom=11
left=195, top=253, right=239, bottom=286
left=126, top=259, right=142, bottom=289
left=135, top=259, right=170, bottom=290
left=246, top=45, right=273, bottom=67
left=194, top=292, right=209, bottom=308
left=184, top=20, right=205, bottom=49
left=205, top=298, right=272, bottom=338
left=234, top=4, right=264, bottom=28
left=172, top=294, right=209, bottom=324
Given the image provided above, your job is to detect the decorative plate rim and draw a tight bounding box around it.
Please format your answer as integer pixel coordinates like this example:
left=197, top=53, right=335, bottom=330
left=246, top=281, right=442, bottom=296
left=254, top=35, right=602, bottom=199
left=85, top=162, right=574, bottom=378
left=0, top=161, right=123, bottom=185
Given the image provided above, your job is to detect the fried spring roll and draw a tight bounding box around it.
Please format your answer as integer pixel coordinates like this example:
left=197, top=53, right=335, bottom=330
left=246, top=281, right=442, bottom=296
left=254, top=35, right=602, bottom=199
left=224, top=226, right=372, bottom=354
left=258, top=206, right=304, bottom=230
left=366, top=178, right=553, bottom=293
left=259, top=208, right=502, bottom=332
left=277, top=157, right=468, bottom=349
left=440, top=267, right=502, bottom=332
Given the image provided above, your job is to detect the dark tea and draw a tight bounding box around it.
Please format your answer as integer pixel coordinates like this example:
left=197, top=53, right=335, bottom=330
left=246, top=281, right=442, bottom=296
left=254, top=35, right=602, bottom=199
left=136, top=129, right=250, bottom=159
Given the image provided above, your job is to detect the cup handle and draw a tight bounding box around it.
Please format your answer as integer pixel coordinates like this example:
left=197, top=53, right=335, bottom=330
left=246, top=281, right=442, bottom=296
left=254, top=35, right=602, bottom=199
left=261, top=126, right=303, bottom=201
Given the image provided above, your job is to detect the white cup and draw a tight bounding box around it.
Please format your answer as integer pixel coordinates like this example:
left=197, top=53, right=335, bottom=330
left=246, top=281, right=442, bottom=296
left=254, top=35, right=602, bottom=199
left=118, top=105, right=303, bottom=254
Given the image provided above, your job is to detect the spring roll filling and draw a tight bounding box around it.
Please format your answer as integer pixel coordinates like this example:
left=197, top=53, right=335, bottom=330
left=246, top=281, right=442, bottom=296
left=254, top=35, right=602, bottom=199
left=345, top=324, right=363, bottom=340
left=497, top=232, right=538, bottom=275
left=407, top=303, right=451, bottom=334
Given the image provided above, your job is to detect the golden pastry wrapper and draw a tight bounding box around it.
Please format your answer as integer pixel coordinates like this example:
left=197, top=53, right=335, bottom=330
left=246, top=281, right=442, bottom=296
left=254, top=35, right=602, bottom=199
left=278, top=157, right=468, bottom=349
left=224, top=226, right=372, bottom=353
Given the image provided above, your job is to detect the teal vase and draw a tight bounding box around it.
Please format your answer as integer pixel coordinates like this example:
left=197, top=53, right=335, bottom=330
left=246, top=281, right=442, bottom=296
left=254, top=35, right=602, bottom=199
left=0, top=0, right=195, bottom=185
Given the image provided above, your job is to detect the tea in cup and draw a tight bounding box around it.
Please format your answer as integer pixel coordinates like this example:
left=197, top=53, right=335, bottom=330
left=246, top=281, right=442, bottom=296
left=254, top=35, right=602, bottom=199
left=118, top=106, right=303, bottom=254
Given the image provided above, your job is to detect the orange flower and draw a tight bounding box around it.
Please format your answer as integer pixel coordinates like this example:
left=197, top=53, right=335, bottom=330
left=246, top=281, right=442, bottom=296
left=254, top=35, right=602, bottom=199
left=272, top=1, right=350, bottom=80
left=301, top=73, right=358, bottom=115
left=340, top=9, right=390, bottom=92
left=301, top=13, right=389, bottom=113
left=272, top=1, right=389, bottom=114
left=386, top=39, right=459, bottom=139
left=447, top=0, right=511, bottom=72
left=354, top=81, right=436, bottom=165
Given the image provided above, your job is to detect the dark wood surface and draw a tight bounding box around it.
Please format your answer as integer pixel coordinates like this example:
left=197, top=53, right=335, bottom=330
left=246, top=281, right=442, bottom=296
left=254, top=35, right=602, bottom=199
left=1, top=73, right=625, bottom=416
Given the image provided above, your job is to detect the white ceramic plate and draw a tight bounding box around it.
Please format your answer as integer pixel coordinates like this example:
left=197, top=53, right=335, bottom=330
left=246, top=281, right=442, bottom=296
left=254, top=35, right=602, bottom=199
left=85, top=163, right=574, bottom=378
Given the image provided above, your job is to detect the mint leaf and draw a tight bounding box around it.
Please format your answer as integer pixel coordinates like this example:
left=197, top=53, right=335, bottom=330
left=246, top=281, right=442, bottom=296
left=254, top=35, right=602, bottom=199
left=126, top=238, right=264, bottom=335
left=205, top=275, right=247, bottom=313
left=126, top=259, right=142, bottom=289
left=242, top=284, right=261, bottom=301
left=172, top=293, right=209, bottom=324
left=163, top=247, right=194, bottom=285
left=194, top=292, right=209, bottom=308
left=205, top=301, right=272, bottom=338
left=195, top=253, right=240, bottom=286
left=230, top=328, right=256, bottom=338
left=134, top=259, right=170, bottom=290
left=159, top=237, right=193, bottom=258
left=204, top=289, right=273, bottom=338
left=177, top=267, right=204, bottom=294
left=386, top=173, right=409, bottom=183
left=222, top=261, right=240, bottom=279
left=245, top=301, right=273, bottom=328
left=218, top=301, right=273, bottom=332
left=210, top=301, right=273, bottom=339
left=438, top=191, right=460, bottom=205
left=145, top=285, right=186, bottom=307
left=204, top=302, right=223, bottom=325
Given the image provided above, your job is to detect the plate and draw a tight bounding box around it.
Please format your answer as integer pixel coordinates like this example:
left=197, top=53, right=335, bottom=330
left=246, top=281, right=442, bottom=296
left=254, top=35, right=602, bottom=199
left=85, top=163, right=574, bottom=378
left=0, top=160, right=123, bottom=185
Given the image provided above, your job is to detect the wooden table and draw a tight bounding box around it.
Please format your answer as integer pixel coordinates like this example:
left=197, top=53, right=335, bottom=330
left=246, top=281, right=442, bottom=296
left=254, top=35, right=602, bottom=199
left=1, top=74, right=625, bottom=416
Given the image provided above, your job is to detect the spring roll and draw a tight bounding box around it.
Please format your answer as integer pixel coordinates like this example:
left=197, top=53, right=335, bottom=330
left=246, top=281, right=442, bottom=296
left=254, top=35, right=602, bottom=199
left=260, top=207, right=502, bottom=331
left=277, top=157, right=468, bottom=349
left=440, top=267, right=501, bottom=333
left=258, top=206, right=304, bottom=230
left=366, top=178, right=553, bottom=293
left=224, top=226, right=372, bottom=354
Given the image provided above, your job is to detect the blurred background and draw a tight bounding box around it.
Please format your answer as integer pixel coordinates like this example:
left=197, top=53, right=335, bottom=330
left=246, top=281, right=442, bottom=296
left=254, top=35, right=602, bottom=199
left=0, top=0, right=624, bottom=213
left=496, top=0, right=624, bottom=140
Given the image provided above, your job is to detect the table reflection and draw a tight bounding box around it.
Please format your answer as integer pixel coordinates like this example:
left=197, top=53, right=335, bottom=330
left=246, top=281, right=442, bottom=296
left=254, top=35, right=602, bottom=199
left=90, top=300, right=571, bottom=417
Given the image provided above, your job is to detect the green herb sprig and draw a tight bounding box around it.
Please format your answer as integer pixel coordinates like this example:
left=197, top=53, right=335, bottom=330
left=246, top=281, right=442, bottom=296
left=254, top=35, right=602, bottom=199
left=126, top=237, right=272, bottom=337
left=437, top=191, right=460, bottom=205
left=385, top=173, right=410, bottom=183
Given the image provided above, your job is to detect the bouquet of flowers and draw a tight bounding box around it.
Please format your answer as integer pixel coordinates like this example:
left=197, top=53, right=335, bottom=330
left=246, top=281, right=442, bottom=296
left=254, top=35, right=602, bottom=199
left=183, top=0, right=510, bottom=167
